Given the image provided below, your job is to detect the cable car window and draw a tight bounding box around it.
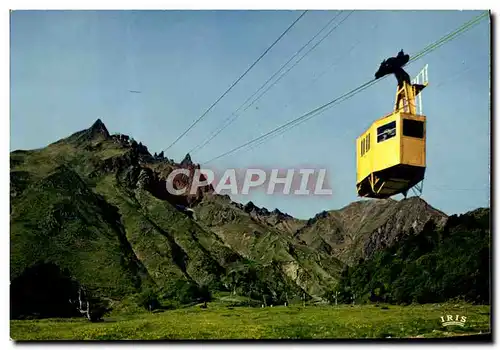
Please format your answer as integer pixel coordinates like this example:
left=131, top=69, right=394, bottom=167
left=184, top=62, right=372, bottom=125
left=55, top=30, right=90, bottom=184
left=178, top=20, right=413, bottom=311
left=361, top=139, right=365, bottom=156
left=403, top=119, right=424, bottom=138
left=367, top=134, right=370, bottom=151
left=377, top=121, right=396, bottom=143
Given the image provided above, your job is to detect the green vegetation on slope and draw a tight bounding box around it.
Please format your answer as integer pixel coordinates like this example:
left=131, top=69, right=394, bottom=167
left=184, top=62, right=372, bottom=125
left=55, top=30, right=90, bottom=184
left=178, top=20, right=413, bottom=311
left=195, top=195, right=344, bottom=299
left=333, top=209, right=490, bottom=305
left=10, top=165, right=149, bottom=299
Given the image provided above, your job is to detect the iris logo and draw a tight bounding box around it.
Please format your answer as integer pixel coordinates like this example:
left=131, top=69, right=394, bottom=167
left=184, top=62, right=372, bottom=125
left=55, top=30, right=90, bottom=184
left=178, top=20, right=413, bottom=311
left=440, top=315, right=467, bottom=327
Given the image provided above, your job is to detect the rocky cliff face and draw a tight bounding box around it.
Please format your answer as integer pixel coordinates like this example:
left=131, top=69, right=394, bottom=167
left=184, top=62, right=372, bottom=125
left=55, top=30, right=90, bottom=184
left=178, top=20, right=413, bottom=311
left=361, top=197, right=448, bottom=259
left=294, top=197, right=448, bottom=264
left=68, top=120, right=215, bottom=208
left=64, top=118, right=111, bottom=146
left=231, top=200, right=306, bottom=234
left=194, top=193, right=450, bottom=270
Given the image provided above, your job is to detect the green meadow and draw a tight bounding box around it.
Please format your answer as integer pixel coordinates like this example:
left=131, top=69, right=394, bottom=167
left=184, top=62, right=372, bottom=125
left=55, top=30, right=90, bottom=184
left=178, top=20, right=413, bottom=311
left=11, top=302, right=490, bottom=340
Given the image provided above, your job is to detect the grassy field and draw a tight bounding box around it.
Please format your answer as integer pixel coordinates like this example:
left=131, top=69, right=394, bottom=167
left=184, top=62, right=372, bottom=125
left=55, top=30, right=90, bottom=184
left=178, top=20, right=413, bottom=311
left=11, top=303, right=490, bottom=340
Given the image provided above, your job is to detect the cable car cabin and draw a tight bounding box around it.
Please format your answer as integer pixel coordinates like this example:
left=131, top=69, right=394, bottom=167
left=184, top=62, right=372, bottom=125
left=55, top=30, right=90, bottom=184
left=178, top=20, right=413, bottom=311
left=356, top=65, right=428, bottom=199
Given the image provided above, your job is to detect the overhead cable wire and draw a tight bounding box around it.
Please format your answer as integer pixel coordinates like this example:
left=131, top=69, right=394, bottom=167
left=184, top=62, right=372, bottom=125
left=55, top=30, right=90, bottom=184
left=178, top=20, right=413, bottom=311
left=246, top=55, right=484, bottom=154
left=237, top=14, right=488, bottom=156
left=202, top=10, right=489, bottom=164
left=163, top=10, right=308, bottom=152
left=241, top=11, right=355, bottom=113
left=259, top=10, right=490, bottom=141
left=410, top=11, right=488, bottom=62
left=237, top=31, right=367, bottom=155
left=189, top=10, right=351, bottom=155
left=205, top=78, right=377, bottom=163
left=187, top=11, right=343, bottom=155
left=205, top=11, right=488, bottom=162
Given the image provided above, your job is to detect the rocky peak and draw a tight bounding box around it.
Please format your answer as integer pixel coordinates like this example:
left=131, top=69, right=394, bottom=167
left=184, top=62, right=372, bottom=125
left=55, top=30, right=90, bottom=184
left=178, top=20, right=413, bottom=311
left=180, top=154, right=193, bottom=167
left=89, top=119, right=110, bottom=139
left=295, top=197, right=449, bottom=264
left=62, top=118, right=112, bottom=146
left=271, top=208, right=283, bottom=215
left=305, top=210, right=329, bottom=226
left=243, top=201, right=257, bottom=213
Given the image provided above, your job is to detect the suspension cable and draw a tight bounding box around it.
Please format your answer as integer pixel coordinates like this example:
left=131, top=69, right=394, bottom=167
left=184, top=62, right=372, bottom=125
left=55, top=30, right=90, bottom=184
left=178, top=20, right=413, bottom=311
left=188, top=11, right=351, bottom=155
left=163, top=10, right=308, bottom=152
left=202, top=10, right=489, bottom=164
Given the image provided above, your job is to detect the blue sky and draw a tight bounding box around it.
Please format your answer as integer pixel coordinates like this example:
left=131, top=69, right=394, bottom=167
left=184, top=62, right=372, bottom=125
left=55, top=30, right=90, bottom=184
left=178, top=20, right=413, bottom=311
left=10, top=10, right=490, bottom=219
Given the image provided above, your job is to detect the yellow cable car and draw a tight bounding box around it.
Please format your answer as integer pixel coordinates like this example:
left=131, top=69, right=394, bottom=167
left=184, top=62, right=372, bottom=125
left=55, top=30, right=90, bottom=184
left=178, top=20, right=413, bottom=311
left=356, top=64, right=428, bottom=199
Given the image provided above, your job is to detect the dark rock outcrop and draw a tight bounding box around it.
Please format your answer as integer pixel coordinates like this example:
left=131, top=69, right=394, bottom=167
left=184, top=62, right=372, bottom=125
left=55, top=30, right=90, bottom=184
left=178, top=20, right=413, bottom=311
left=69, top=120, right=213, bottom=207
left=362, top=197, right=448, bottom=258
left=65, top=119, right=111, bottom=146
left=90, top=119, right=110, bottom=138
left=227, top=200, right=304, bottom=234
left=180, top=154, right=193, bottom=167
left=296, top=197, right=448, bottom=264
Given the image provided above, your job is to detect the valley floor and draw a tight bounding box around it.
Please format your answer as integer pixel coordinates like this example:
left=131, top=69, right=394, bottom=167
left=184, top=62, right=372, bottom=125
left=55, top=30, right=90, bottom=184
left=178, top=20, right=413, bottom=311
left=11, top=303, right=490, bottom=340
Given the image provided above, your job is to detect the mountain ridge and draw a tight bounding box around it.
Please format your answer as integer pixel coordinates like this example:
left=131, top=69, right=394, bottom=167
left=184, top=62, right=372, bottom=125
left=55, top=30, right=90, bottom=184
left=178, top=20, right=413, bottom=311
left=10, top=119, right=489, bottom=319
